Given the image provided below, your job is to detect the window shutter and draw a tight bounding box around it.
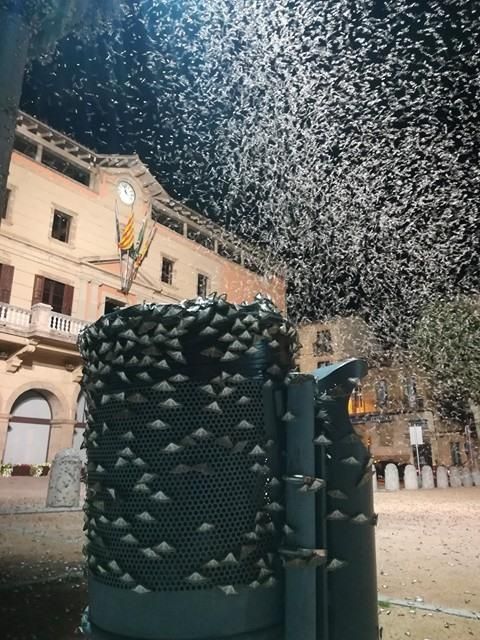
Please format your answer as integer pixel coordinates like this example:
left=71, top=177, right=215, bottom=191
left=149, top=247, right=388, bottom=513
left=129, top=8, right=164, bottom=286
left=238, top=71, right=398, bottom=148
left=61, top=284, right=74, bottom=316
left=0, top=264, right=14, bottom=303
left=32, top=275, right=45, bottom=306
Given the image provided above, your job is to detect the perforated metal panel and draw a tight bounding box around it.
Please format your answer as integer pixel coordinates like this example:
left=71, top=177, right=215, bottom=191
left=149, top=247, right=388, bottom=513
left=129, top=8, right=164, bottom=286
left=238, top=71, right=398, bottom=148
left=79, top=295, right=298, bottom=605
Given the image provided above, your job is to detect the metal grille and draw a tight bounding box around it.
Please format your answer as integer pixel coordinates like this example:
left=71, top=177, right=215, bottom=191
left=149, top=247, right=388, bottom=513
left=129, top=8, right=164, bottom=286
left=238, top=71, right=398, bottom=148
left=79, top=295, right=298, bottom=596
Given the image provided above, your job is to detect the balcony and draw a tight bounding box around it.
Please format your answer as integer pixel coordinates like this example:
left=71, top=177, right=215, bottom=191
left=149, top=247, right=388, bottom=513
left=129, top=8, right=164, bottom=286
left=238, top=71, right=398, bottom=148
left=0, top=302, right=88, bottom=344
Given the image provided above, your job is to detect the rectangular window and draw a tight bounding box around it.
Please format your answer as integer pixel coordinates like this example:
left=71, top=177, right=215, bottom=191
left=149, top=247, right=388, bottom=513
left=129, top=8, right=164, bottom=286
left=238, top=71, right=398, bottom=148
left=0, top=264, right=14, bottom=303
left=376, top=380, right=388, bottom=407
left=313, top=329, right=332, bottom=355
left=32, top=275, right=73, bottom=315
left=161, top=257, right=174, bottom=285
left=41, top=149, right=90, bottom=186
left=450, top=442, right=462, bottom=466
left=1, top=188, right=11, bottom=219
left=152, top=208, right=184, bottom=235
left=197, top=273, right=209, bottom=297
left=51, top=210, right=72, bottom=243
left=104, top=298, right=125, bottom=315
left=218, top=243, right=242, bottom=264
left=13, top=134, right=37, bottom=159
left=187, top=226, right=215, bottom=250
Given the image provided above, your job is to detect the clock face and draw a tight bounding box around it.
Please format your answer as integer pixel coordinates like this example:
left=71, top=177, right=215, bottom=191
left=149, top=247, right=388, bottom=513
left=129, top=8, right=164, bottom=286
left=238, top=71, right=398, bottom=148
left=117, top=181, right=136, bottom=205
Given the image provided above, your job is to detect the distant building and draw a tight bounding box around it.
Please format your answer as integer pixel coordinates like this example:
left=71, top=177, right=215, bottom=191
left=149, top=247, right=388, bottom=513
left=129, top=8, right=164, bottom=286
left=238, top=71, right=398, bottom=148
left=297, top=318, right=471, bottom=468
left=0, top=111, right=285, bottom=466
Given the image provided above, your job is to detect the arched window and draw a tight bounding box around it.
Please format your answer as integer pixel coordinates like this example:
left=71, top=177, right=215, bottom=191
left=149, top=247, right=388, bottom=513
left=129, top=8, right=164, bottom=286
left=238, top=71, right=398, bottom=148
left=3, top=391, right=51, bottom=464
left=73, top=392, right=87, bottom=462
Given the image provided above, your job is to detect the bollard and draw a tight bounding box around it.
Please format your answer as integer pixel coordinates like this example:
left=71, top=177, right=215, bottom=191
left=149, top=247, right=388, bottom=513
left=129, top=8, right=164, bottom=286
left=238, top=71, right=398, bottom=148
left=421, top=465, right=434, bottom=489
left=461, top=468, right=473, bottom=487
left=404, top=465, right=418, bottom=490
left=79, top=296, right=297, bottom=640
left=436, top=466, right=449, bottom=489
left=449, top=467, right=462, bottom=488
left=384, top=464, right=400, bottom=492
left=46, top=448, right=82, bottom=508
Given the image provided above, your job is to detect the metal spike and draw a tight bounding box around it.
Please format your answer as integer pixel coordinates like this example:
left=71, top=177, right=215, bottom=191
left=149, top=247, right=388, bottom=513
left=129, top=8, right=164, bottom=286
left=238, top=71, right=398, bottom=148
left=281, top=411, right=295, bottom=422
left=351, top=513, right=370, bottom=524
left=120, top=573, right=135, bottom=584
left=205, top=401, right=222, bottom=414
left=106, top=488, right=115, bottom=499
left=220, top=351, right=239, bottom=361
left=118, top=447, right=134, bottom=458
left=197, top=522, right=214, bottom=533
left=218, top=332, right=235, bottom=343
left=203, top=559, right=221, bottom=569
left=267, top=364, right=282, bottom=376
left=142, top=548, right=159, bottom=559
left=136, top=511, right=155, bottom=523
left=127, top=393, right=147, bottom=404
left=200, top=384, right=217, bottom=396
left=115, top=458, right=128, bottom=468
left=230, top=373, right=246, bottom=383
left=147, top=419, right=169, bottom=430
left=341, top=456, right=361, bottom=466
left=314, top=435, right=333, bottom=446
left=160, top=398, right=181, bottom=409
left=172, top=464, right=191, bottom=474
left=237, top=396, right=251, bottom=405
left=133, top=458, right=147, bottom=468
left=133, top=585, right=150, bottom=594
left=215, top=436, right=233, bottom=449
left=192, top=428, right=212, bottom=439
left=219, top=585, right=237, bottom=595
left=327, top=510, right=349, bottom=521
left=154, top=359, right=170, bottom=370
left=112, top=517, right=128, bottom=528
left=236, top=420, right=255, bottom=430
left=328, top=489, right=348, bottom=500
left=151, top=490, right=171, bottom=503
left=121, top=534, right=138, bottom=544
left=153, top=381, right=175, bottom=393
left=249, top=445, right=266, bottom=456
left=199, top=326, right=218, bottom=336
left=186, top=573, right=209, bottom=585
left=167, top=351, right=186, bottom=363
left=121, top=431, right=135, bottom=441
left=219, top=386, right=234, bottom=397
left=232, top=441, right=248, bottom=453
left=163, top=443, right=184, bottom=454
left=263, top=577, right=276, bottom=588
left=249, top=580, right=261, bottom=589
left=170, top=373, right=189, bottom=382
left=222, top=553, right=238, bottom=565
left=327, top=559, right=347, bottom=572
left=108, top=560, right=121, bottom=573
left=133, top=483, right=151, bottom=494
left=154, top=541, right=175, bottom=554
left=137, top=372, right=153, bottom=382
left=265, top=502, right=284, bottom=512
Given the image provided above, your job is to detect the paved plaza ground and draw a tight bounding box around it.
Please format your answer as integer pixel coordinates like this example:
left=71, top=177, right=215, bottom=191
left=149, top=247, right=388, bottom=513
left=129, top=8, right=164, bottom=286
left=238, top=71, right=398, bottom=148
left=0, top=478, right=479, bottom=638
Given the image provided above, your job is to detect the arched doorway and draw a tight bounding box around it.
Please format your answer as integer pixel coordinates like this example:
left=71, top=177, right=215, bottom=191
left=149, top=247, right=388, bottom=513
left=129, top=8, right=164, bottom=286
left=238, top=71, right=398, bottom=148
left=3, top=391, right=51, bottom=464
left=73, top=392, right=87, bottom=463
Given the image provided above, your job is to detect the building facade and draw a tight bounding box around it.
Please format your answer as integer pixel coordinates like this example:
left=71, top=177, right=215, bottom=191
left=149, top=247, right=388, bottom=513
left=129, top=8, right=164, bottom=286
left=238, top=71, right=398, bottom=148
left=297, top=319, right=472, bottom=469
left=0, top=112, right=285, bottom=466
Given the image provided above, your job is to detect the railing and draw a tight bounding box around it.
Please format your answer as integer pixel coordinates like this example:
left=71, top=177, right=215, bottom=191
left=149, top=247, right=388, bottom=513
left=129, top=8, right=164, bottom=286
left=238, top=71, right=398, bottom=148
left=0, top=302, right=87, bottom=341
left=49, top=312, right=87, bottom=336
left=0, top=303, right=31, bottom=328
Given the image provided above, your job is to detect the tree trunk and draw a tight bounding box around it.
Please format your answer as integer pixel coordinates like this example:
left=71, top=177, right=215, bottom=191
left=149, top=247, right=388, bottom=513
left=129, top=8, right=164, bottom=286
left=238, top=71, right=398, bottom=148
left=0, top=4, right=30, bottom=223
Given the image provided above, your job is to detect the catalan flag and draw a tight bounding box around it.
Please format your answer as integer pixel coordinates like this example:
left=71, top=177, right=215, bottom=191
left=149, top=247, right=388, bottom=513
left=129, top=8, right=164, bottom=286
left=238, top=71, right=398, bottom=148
left=118, top=212, right=135, bottom=251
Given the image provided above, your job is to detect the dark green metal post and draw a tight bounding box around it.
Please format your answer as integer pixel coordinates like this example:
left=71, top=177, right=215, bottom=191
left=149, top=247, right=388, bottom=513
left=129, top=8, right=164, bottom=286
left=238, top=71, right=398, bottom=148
left=313, top=359, right=379, bottom=640
left=283, top=375, right=328, bottom=640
